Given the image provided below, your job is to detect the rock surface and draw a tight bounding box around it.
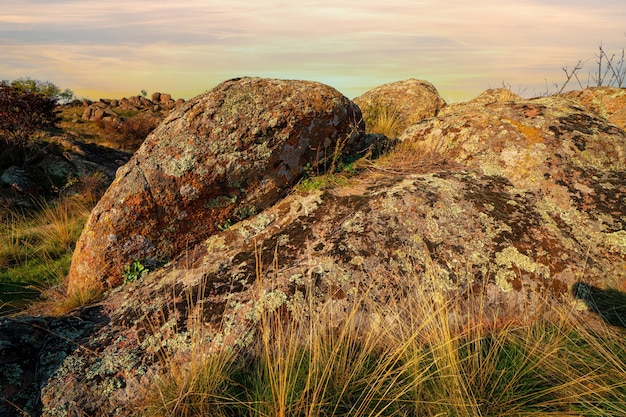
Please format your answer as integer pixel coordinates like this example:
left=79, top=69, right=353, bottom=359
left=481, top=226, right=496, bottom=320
left=353, top=78, right=447, bottom=137
left=0, top=137, right=131, bottom=202
left=67, top=77, right=366, bottom=292
left=0, top=166, right=42, bottom=194
left=2, top=84, right=626, bottom=417
left=562, top=86, right=626, bottom=131
left=439, top=87, right=522, bottom=116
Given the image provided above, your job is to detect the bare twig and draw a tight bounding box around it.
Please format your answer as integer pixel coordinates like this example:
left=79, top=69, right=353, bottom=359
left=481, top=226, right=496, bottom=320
left=557, top=60, right=584, bottom=93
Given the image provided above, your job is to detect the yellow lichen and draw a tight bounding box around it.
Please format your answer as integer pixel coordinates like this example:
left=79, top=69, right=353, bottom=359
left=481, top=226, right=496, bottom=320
left=605, top=230, right=626, bottom=255
left=495, top=270, right=514, bottom=292
left=496, top=246, right=549, bottom=278
left=507, top=119, right=545, bottom=145
left=350, top=255, right=365, bottom=266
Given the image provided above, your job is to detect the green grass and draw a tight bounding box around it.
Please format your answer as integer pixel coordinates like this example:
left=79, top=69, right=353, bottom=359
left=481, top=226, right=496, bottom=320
left=0, top=197, right=92, bottom=314
left=296, top=174, right=352, bottom=192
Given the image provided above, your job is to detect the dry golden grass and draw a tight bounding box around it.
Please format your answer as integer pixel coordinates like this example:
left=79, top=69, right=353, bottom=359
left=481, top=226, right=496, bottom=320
left=138, top=264, right=626, bottom=417
left=360, top=99, right=405, bottom=138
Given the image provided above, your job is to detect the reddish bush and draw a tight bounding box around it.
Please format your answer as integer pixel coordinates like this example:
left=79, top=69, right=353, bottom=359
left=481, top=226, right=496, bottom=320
left=0, top=82, right=59, bottom=149
left=96, top=113, right=159, bottom=151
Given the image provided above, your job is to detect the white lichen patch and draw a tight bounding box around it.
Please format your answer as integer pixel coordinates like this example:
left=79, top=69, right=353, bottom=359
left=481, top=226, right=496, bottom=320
left=535, top=198, right=594, bottom=252
left=245, top=289, right=288, bottom=322
left=251, top=213, right=272, bottom=233
left=289, top=273, right=304, bottom=285
left=162, top=152, right=197, bottom=178
left=179, top=184, right=199, bottom=201
left=350, top=255, right=365, bottom=267
left=277, top=234, right=290, bottom=246
left=205, top=234, right=226, bottom=253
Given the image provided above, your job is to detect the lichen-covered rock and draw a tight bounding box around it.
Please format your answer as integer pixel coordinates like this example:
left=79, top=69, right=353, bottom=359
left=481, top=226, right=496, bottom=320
left=33, top=88, right=626, bottom=417
left=399, top=93, right=626, bottom=187
left=67, top=77, right=365, bottom=292
left=0, top=309, right=108, bottom=417
left=0, top=166, right=42, bottom=194
left=353, top=78, right=446, bottom=137
left=561, top=87, right=626, bottom=131
left=439, top=88, right=522, bottom=116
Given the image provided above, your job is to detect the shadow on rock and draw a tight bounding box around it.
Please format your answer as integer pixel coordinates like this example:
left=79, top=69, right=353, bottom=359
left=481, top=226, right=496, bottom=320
left=573, top=282, right=626, bottom=328
left=0, top=305, right=109, bottom=416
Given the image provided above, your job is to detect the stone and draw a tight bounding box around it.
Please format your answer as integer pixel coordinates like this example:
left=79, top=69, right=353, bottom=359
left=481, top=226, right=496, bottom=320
left=353, top=78, right=447, bottom=137
left=67, top=77, right=366, bottom=292
left=562, top=87, right=626, bottom=131
left=0, top=166, right=42, bottom=194
left=159, top=93, right=172, bottom=103
left=81, top=105, right=117, bottom=121
left=0, top=310, right=110, bottom=417
left=439, top=88, right=522, bottom=117
left=150, top=92, right=161, bottom=102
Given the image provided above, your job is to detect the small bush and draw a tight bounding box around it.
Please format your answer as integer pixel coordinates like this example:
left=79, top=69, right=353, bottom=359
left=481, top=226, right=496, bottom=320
left=123, top=260, right=149, bottom=284
left=96, top=113, right=159, bottom=151
left=0, top=82, right=59, bottom=161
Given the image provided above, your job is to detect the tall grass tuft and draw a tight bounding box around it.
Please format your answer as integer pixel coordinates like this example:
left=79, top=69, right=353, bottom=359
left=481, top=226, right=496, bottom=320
left=360, top=99, right=405, bottom=139
left=0, top=196, right=94, bottom=314
left=139, top=267, right=626, bottom=417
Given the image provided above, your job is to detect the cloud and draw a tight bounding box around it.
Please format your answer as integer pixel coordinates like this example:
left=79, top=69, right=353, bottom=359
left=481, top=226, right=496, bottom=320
left=2, top=0, right=626, bottom=101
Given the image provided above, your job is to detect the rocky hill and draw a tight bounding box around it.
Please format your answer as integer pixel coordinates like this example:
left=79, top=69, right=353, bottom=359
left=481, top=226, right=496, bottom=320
left=1, top=78, right=625, bottom=416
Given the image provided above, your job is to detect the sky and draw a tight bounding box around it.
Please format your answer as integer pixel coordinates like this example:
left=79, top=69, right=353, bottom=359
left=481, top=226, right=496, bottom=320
left=2, top=0, right=626, bottom=103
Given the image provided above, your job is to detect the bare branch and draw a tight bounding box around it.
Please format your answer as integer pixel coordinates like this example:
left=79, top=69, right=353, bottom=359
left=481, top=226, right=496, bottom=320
left=557, top=60, right=584, bottom=93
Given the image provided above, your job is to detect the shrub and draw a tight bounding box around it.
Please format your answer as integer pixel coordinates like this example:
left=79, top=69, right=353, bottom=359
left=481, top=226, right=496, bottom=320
left=10, top=77, right=74, bottom=103
left=96, top=112, right=159, bottom=151
left=0, top=82, right=59, bottom=158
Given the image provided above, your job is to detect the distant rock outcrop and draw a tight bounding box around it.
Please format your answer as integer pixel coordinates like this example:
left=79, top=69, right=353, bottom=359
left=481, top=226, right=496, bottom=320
left=67, top=77, right=366, bottom=292
left=353, top=78, right=447, bottom=137
left=80, top=92, right=184, bottom=122
left=2, top=83, right=626, bottom=417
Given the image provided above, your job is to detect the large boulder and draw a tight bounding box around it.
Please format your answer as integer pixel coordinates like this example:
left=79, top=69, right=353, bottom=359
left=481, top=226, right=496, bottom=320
left=67, top=77, right=366, bottom=292
left=439, top=87, right=522, bottom=116
left=353, top=78, right=447, bottom=137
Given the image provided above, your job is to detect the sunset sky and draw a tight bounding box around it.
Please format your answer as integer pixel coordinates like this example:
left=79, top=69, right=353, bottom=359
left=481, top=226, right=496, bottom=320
left=2, top=0, right=626, bottom=103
